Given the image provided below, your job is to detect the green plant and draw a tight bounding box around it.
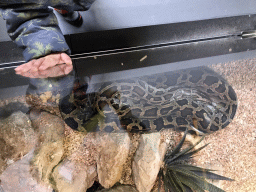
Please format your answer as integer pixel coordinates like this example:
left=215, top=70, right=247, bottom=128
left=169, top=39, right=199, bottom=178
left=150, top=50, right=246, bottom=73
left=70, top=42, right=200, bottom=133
left=159, top=129, right=233, bottom=192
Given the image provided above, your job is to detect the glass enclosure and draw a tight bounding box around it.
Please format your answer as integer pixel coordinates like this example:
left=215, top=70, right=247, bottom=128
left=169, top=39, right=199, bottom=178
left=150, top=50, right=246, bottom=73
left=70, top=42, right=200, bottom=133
left=1, top=0, right=256, bottom=191
left=0, top=57, right=255, bottom=192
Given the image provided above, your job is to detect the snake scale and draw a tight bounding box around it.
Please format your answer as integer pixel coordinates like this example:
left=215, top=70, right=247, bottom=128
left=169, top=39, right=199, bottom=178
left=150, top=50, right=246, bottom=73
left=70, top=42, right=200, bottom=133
left=59, top=66, right=237, bottom=135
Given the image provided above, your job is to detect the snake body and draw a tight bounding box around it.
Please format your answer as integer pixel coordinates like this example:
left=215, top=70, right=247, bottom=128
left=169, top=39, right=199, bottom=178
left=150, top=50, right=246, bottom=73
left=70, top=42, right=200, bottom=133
left=60, top=66, right=237, bottom=135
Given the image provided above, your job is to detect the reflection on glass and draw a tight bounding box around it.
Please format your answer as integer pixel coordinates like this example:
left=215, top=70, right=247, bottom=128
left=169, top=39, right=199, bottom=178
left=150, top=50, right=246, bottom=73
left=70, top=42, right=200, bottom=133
left=1, top=63, right=251, bottom=192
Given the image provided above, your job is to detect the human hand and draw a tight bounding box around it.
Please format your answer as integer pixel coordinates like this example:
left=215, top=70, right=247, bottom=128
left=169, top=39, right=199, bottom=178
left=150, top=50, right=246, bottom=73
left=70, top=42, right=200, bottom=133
left=15, top=52, right=73, bottom=78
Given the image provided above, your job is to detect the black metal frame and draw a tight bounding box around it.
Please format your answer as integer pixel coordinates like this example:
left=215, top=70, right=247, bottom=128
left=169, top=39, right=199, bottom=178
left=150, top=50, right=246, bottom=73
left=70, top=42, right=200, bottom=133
left=1, top=14, right=256, bottom=88
left=69, top=14, right=256, bottom=54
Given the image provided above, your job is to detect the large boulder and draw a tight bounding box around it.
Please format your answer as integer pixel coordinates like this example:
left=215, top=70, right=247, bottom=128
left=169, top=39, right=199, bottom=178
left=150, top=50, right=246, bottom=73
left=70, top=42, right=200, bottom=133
left=132, top=132, right=167, bottom=192
left=0, top=111, right=36, bottom=174
left=96, top=133, right=130, bottom=188
left=0, top=150, right=52, bottom=192
left=52, top=159, right=97, bottom=192
left=30, top=111, right=65, bottom=185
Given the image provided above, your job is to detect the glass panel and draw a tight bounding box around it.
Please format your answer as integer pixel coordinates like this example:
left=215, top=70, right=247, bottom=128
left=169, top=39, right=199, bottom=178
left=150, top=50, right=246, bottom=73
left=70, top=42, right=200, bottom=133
left=0, top=59, right=255, bottom=192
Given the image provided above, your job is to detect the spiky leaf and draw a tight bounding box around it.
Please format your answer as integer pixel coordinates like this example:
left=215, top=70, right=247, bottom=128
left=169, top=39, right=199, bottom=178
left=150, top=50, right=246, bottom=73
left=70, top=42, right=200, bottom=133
left=159, top=128, right=233, bottom=192
left=177, top=173, right=205, bottom=192
left=169, top=135, right=206, bottom=162
left=192, top=170, right=234, bottom=181
left=170, top=143, right=209, bottom=163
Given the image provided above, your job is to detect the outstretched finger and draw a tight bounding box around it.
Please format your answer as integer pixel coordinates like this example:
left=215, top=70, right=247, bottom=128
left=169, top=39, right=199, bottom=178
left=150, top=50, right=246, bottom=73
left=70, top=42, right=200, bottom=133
left=15, top=60, right=35, bottom=73
left=60, top=52, right=72, bottom=65
left=64, top=64, right=73, bottom=75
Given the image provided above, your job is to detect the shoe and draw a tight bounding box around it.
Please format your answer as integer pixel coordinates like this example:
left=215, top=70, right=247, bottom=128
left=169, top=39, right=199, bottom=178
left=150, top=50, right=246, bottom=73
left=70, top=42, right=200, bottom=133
left=54, top=9, right=83, bottom=27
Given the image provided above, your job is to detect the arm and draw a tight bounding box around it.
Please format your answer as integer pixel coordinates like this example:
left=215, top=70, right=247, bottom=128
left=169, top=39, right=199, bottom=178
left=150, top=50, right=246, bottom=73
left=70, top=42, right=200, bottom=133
left=0, top=3, right=72, bottom=77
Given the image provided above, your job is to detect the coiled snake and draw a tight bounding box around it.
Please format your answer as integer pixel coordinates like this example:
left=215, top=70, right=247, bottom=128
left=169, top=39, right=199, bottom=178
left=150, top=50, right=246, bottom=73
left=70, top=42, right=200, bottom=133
left=59, top=66, right=237, bottom=135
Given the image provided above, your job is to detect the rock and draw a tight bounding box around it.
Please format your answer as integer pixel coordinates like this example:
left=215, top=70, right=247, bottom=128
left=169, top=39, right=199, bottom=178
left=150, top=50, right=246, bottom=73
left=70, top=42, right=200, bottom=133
left=0, top=111, right=36, bottom=174
left=52, top=159, right=97, bottom=192
left=30, top=112, right=65, bottom=185
left=51, top=131, right=98, bottom=192
left=29, top=109, right=43, bottom=130
left=96, top=133, right=130, bottom=188
left=132, top=132, right=167, bottom=192
left=35, top=111, right=65, bottom=144
left=31, top=140, right=64, bottom=185
left=98, top=184, right=138, bottom=192
left=0, top=102, right=29, bottom=118
left=0, top=150, right=53, bottom=192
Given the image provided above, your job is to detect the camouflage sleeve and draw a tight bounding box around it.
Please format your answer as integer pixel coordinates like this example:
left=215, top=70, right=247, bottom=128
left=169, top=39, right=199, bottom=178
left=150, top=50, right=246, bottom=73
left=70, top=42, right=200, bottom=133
left=0, top=3, right=71, bottom=62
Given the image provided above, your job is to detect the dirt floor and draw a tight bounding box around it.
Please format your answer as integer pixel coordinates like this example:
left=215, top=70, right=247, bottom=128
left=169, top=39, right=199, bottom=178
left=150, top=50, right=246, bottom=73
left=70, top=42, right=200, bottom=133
left=193, top=59, right=256, bottom=192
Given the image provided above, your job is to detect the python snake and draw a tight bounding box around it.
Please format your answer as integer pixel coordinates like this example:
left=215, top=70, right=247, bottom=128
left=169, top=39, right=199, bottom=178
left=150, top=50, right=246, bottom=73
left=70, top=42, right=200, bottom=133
left=59, top=66, right=237, bottom=135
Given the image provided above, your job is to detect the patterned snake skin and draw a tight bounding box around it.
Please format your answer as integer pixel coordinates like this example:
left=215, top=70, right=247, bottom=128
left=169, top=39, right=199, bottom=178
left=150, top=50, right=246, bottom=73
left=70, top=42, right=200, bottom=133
left=59, top=66, right=237, bottom=135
